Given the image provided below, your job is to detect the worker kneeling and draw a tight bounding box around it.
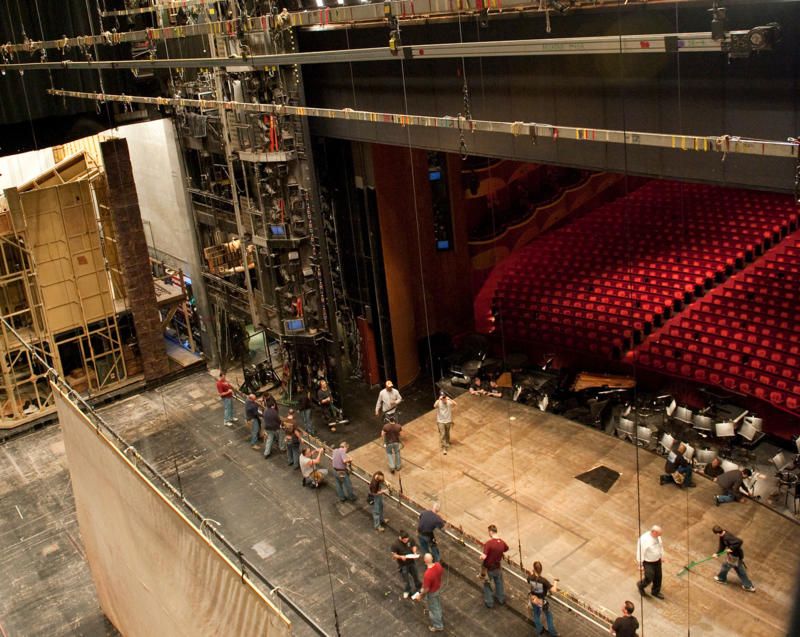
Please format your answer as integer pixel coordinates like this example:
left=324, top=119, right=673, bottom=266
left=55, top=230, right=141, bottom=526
left=300, top=446, right=328, bottom=488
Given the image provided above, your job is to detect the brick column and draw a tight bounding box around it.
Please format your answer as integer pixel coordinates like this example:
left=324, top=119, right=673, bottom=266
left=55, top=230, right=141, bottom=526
left=101, top=138, right=170, bottom=382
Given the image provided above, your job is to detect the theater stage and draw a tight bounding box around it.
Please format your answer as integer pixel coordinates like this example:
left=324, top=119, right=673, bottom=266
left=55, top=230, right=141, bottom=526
left=349, top=394, right=800, bottom=637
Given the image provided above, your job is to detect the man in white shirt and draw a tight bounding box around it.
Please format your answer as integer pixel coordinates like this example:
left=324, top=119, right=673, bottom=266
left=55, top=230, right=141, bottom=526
left=375, top=380, right=403, bottom=423
left=636, top=525, right=664, bottom=599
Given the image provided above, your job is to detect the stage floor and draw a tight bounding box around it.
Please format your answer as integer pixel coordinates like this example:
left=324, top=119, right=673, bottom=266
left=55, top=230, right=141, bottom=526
left=349, top=394, right=800, bottom=637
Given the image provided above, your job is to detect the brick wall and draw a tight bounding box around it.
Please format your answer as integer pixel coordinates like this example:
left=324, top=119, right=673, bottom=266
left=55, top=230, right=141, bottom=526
left=101, top=138, right=170, bottom=382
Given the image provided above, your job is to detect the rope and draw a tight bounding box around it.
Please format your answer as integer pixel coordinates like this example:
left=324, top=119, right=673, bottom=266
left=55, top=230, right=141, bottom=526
left=7, top=0, right=38, bottom=149
left=473, top=14, right=526, bottom=570
left=313, top=482, right=343, bottom=637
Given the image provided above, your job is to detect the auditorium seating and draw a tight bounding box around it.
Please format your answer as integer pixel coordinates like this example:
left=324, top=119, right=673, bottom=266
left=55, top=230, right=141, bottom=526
left=490, top=180, right=797, bottom=360
left=635, top=230, right=800, bottom=417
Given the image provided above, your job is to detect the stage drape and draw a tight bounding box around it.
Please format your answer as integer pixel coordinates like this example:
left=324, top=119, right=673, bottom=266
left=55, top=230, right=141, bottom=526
left=55, top=387, right=292, bottom=637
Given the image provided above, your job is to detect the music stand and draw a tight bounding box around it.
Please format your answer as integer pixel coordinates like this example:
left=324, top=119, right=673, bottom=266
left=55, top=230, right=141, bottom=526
left=683, top=443, right=695, bottom=462
left=771, top=451, right=793, bottom=472
left=692, top=414, right=713, bottom=434
left=720, top=459, right=740, bottom=473
left=636, top=425, right=652, bottom=448
left=616, top=417, right=635, bottom=442
left=714, top=421, right=735, bottom=438
left=674, top=406, right=693, bottom=424
left=659, top=432, right=675, bottom=455
left=744, top=415, right=763, bottom=431
left=738, top=420, right=760, bottom=443
left=695, top=448, right=717, bottom=465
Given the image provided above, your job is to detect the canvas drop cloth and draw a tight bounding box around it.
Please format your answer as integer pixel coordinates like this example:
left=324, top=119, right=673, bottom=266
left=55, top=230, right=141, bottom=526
left=55, top=386, right=291, bottom=637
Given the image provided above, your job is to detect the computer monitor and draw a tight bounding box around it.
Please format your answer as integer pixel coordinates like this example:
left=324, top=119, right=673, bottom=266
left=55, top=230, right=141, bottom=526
left=715, top=421, right=735, bottom=438
left=283, top=318, right=304, bottom=333
left=269, top=224, right=287, bottom=237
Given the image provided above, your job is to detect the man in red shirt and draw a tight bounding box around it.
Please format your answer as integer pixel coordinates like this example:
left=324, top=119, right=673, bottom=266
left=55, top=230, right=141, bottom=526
left=216, top=373, right=237, bottom=426
left=413, top=553, right=444, bottom=632
left=480, top=524, right=509, bottom=608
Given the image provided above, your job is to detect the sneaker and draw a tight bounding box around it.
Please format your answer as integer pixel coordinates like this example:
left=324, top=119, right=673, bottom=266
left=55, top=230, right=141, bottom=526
left=637, top=582, right=649, bottom=597
left=231, top=417, right=239, bottom=422
left=714, top=576, right=725, bottom=584
left=443, top=449, right=447, bottom=455
left=225, top=421, right=233, bottom=427
left=652, top=592, right=665, bottom=600
left=403, top=592, right=410, bottom=599
left=429, top=627, right=444, bottom=633
left=742, top=585, right=756, bottom=592
left=251, top=444, right=260, bottom=450
left=376, top=526, right=385, bottom=532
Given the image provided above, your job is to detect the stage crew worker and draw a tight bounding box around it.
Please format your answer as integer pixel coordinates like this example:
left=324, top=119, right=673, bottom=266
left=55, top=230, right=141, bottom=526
left=480, top=524, right=509, bottom=608
left=636, top=525, right=665, bottom=599
left=418, top=502, right=445, bottom=563
left=412, top=553, right=445, bottom=632
left=704, top=457, right=724, bottom=479
left=660, top=442, right=695, bottom=488
left=391, top=531, right=422, bottom=599
left=611, top=600, right=639, bottom=637
left=245, top=393, right=262, bottom=449
left=376, top=380, right=403, bottom=422
left=713, top=468, right=752, bottom=506
left=331, top=441, right=357, bottom=503
left=434, top=392, right=456, bottom=455
left=712, top=525, right=756, bottom=592
left=381, top=416, right=403, bottom=473
left=216, top=373, right=237, bottom=426
left=527, top=561, right=559, bottom=636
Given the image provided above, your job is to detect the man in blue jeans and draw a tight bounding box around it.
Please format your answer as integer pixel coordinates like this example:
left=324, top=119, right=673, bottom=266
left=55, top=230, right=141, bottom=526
left=412, top=553, right=444, bottom=632
left=381, top=417, right=402, bottom=473
left=714, top=468, right=752, bottom=505
left=712, top=525, right=756, bottom=592
left=418, top=502, right=445, bottom=563
left=480, top=524, right=509, bottom=608
left=245, top=394, right=262, bottom=449
left=262, top=404, right=282, bottom=459
left=216, top=373, right=237, bottom=426
left=331, top=441, right=357, bottom=502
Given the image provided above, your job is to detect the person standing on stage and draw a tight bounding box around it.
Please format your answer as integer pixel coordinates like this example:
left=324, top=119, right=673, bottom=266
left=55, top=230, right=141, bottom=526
left=714, top=468, right=752, bottom=506
left=216, top=373, right=237, bottom=426
left=391, top=530, right=422, bottom=599
left=331, top=441, right=357, bottom=502
left=610, top=600, right=639, bottom=637
left=284, top=412, right=302, bottom=469
left=245, top=393, right=262, bottom=449
left=418, top=502, right=445, bottom=563
left=297, top=385, right=315, bottom=435
left=434, top=392, right=456, bottom=455
left=637, top=525, right=665, bottom=599
left=262, top=402, right=282, bottom=459
left=369, top=471, right=389, bottom=532
left=527, top=561, right=559, bottom=636
left=480, top=524, right=509, bottom=608
left=381, top=416, right=403, bottom=473
left=412, top=553, right=445, bottom=632
left=375, top=380, right=403, bottom=423
left=317, top=380, right=338, bottom=432
left=712, top=525, right=756, bottom=592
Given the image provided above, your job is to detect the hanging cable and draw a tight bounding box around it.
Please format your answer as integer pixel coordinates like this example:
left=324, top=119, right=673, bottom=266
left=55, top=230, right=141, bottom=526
left=7, top=0, right=38, bottom=150
left=473, top=15, right=526, bottom=570
left=313, top=484, right=343, bottom=637
left=31, top=0, right=55, bottom=93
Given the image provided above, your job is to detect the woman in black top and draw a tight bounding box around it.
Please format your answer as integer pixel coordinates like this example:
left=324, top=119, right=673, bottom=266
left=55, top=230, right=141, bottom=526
left=527, top=561, right=559, bottom=636
left=369, top=472, right=389, bottom=531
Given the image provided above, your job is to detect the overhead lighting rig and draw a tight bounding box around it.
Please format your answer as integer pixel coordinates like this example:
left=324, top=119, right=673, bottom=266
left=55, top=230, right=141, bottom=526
left=709, top=2, right=781, bottom=59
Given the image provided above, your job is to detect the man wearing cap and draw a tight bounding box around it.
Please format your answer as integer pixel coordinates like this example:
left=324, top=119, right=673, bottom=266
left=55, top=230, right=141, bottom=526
left=376, top=380, right=403, bottom=424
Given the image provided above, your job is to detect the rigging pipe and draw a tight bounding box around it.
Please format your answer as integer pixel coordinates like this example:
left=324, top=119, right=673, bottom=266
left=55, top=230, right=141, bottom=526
left=0, top=31, right=762, bottom=72
left=48, top=87, right=800, bottom=160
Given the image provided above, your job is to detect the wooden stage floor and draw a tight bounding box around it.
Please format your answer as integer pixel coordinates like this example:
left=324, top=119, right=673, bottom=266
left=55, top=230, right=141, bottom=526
left=349, top=394, right=800, bottom=637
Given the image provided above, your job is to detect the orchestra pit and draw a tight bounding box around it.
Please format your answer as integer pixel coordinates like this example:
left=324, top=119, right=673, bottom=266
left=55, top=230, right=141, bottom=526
left=1, top=1, right=799, bottom=636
